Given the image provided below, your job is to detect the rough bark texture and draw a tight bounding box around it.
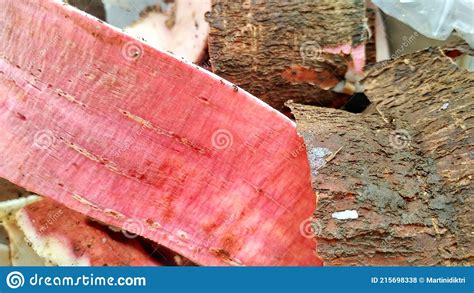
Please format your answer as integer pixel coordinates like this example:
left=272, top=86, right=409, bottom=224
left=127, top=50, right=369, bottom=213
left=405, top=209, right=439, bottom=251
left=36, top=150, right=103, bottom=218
left=290, top=48, right=473, bottom=265
left=0, top=0, right=320, bottom=266
left=207, top=0, right=367, bottom=110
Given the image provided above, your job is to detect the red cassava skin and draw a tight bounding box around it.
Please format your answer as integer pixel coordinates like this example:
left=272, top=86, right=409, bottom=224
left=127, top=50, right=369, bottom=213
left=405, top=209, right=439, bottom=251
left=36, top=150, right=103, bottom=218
left=0, top=0, right=320, bottom=265
left=18, top=198, right=161, bottom=266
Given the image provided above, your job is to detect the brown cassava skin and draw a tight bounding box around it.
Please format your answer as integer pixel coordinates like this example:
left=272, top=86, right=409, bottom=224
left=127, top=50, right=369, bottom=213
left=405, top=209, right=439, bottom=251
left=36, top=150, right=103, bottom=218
left=207, top=0, right=366, bottom=110
left=290, top=48, right=473, bottom=265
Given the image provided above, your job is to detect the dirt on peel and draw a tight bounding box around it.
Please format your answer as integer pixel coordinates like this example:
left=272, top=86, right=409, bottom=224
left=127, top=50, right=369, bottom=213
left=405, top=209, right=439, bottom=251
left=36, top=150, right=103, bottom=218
left=289, top=47, right=473, bottom=266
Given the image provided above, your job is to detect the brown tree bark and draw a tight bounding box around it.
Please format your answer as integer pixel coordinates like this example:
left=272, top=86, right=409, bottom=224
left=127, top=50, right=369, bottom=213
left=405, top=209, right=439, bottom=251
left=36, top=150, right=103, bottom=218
left=206, top=0, right=367, bottom=110
left=290, top=47, right=473, bottom=265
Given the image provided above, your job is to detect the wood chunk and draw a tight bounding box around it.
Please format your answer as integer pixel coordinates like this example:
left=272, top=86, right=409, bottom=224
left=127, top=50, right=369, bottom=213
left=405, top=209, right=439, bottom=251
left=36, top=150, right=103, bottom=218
left=290, top=48, right=473, bottom=265
left=207, top=0, right=368, bottom=110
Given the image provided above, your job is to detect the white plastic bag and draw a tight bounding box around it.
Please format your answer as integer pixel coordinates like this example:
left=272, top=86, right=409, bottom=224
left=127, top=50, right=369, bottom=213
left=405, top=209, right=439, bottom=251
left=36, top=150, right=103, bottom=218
left=373, top=0, right=474, bottom=47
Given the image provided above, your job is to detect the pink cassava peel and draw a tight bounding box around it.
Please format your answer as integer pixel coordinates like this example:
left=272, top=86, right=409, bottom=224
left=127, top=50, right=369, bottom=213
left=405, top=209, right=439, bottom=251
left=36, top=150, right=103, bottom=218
left=0, top=0, right=321, bottom=265
left=17, top=198, right=162, bottom=266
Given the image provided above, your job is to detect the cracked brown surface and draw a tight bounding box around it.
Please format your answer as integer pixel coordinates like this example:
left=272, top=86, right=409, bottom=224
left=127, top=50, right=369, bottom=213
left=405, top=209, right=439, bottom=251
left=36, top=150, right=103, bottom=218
left=290, top=48, right=473, bottom=265
left=207, top=0, right=367, bottom=110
